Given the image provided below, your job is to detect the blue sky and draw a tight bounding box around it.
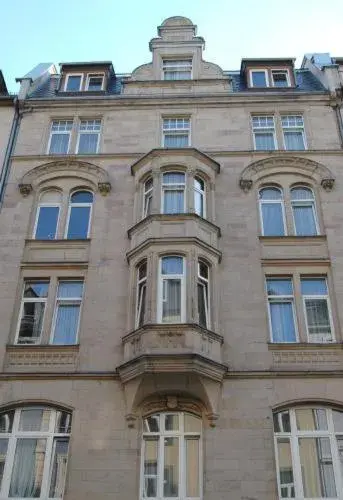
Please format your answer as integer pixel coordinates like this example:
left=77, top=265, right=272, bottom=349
left=2, top=0, right=343, bottom=92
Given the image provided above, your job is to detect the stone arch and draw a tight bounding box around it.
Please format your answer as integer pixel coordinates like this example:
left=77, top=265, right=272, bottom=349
left=272, top=397, right=343, bottom=413
left=239, top=156, right=335, bottom=192
left=18, top=160, right=111, bottom=197
left=0, top=398, right=74, bottom=413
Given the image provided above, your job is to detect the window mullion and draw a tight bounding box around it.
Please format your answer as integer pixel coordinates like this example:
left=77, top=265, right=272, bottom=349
left=180, top=431, right=184, bottom=500
left=289, top=410, right=303, bottom=498
left=328, top=411, right=343, bottom=500
left=40, top=432, right=54, bottom=498
left=158, top=429, right=164, bottom=499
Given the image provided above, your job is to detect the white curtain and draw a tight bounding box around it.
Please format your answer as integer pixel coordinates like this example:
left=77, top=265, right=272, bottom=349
left=9, top=439, right=45, bottom=498
left=293, top=205, right=316, bottom=235
left=262, top=203, right=284, bottom=236
left=49, top=134, right=69, bottom=154
left=163, top=191, right=184, bottom=214
left=163, top=280, right=181, bottom=322
left=78, top=133, right=98, bottom=154
left=270, top=302, right=296, bottom=342
left=53, top=305, right=80, bottom=344
left=164, top=135, right=188, bottom=147
left=305, top=299, right=331, bottom=336
left=284, top=131, right=305, bottom=150
left=255, top=132, right=275, bottom=150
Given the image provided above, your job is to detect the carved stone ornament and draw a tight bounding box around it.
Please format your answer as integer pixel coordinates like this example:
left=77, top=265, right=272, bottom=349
left=321, top=178, right=335, bottom=191
left=206, top=412, right=219, bottom=428
left=125, top=413, right=138, bottom=429
left=98, top=182, right=112, bottom=196
left=18, top=183, right=33, bottom=196
left=239, top=179, right=253, bottom=192
left=166, top=396, right=178, bottom=409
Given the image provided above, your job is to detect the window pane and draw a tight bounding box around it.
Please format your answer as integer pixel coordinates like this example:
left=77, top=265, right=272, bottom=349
left=161, top=257, right=183, bottom=275
left=272, top=72, right=288, bottom=87
left=35, top=206, right=59, bottom=239
left=66, top=75, right=81, bottom=91
left=165, top=414, right=179, bottom=431
left=71, top=191, right=93, bottom=203
left=270, top=302, right=296, bottom=342
left=58, top=281, right=84, bottom=298
left=186, top=438, right=199, bottom=497
left=164, top=437, right=179, bottom=497
left=137, top=284, right=146, bottom=328
left=144, top=415, right=160, bottom=433
left=49, top=134, right=69, bottom=154
left=19, top=409, right=50, bottom=432
left=198, top=282, right=208, bottom=328
left=164, top=134, right=189, bottom=147
left=293, top=205, right=317, bottom=236
left=333, top=411, right=343, bottom=432
left=0, top=411, right=14, bottom=433
left=0, top=439, right=8, bottom=489
left=143, top=438, right=158, bottom=498
left=163, top=173, right=185, bottom=184
left=284, top=131, right=305, bottom=150
left=267, top=279, right=293, bottom=296
left=55, top=411, right=72, bottom=434
left=163, top=190, right=184, bottom=214
left=67, top=206, right=91, bottom=239
left=273, top=411, right=291, bottom=433
left=194, top=190, right=204, bottom=217
left=291, top=187, right=313, bottom=200
left=276, top=438, right=295, bottom=498
left=299, top=437, right=336, bottom=498
left=18, top=302, right=45, bottom=343
left=301, top=278, right=327, bottom=295
left=9, top=438, right=46, bottom=498
left=24, top=282, right=49, bottom=298
left=255, top=132, right=275, bottom=150
left=184, top=414, right=202, bottom=433
left=53, top=304, right=80, bottom=344
left=49, top=438, right=69, bottom=498
left=162, top=279, right=181, bottom=322
left=87, top=77, right=103, bottom=91
left=296, top=408, right=328, bottom=431
left=261, top=203, right=284, bottom=236
left=251, top=71, right=267, bottom=87
left=78, top=133, right=98, bottom=154
left=304, top=298, right=331, bottom=338
left=259, top=187, right=282, bottom=200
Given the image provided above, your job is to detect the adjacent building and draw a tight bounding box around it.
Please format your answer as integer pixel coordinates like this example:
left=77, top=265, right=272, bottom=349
left=0, top=16, right=343, bottom=500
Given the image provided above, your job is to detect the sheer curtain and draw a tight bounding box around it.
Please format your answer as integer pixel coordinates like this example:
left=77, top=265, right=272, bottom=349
left=9, top=439, right=45, bottom=497
left=163, top=191, right=184, bottom=214
left=255, top=133, right=275, bottom=150
left=53, top=282, right=83, bottom=344
left=164, top=135, right=188, bottom=147
left=284, top=131, right=305, bottom=150
left=162, top=257, right=183, bottom=323
left=78, top=133, right=98, bottom=154
left=261, top=204, right=284, bottom=236
left=270, top=302, right=296, bottom=342
left=293, top=205, right=316, bottom=235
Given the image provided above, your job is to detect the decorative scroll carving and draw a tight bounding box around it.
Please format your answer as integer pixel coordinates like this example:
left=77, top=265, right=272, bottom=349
left=97, top=182, right=112, bottom=195
left=321, top=178, right=335, bottom=191
left=239, top=179, right=253, bottom=192
left=18, top=183, right=33, bottom=196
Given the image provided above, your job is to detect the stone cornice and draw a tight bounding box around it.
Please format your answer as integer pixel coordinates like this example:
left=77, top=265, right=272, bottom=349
left=268, top=342, right=343, bottom=350
left=261, top=258, right=331, bottom=267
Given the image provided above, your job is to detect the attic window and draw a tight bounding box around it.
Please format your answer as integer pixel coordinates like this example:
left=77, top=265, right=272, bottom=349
left=163, top=59, right=192, bottom=80
left=65, top=74, right=83, bottom=91
left=271, top=70, right=290, bottom=87
left=86, top=74, right=104, bottom=91
left=250, top=70, right=268, bottom=88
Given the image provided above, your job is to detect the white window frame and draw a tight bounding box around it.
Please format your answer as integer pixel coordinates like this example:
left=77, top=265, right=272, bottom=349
left=281, top=114, right=307, bottom=150
left=15, top=280, right=50, bottom=345
left=258, top=186, right=286, bottom=236
left=197, top=261, right=210, bottom=329
left=64, top=73, right=83, bottom=92
left=301, top=277, right=334, bottom=343
left=140, top=412, right=202, bottom=500
left=290, top=186, right=319, bottom=236
left=47, top=120, right=73, bottom=155
left=252, top=115, right=277, bottom=150
left=274, top=407, right=343, bottom=500
left=85, top=73, right=105, bottom=91
left=135, top=262, right=147, bottom=329
left=161, top=172, right=187, bottom=215
left=32, top=192, right=61, bottom=240
left=194, top=176, right=206, bottom=218
left=158, top=256, right=186, bottom=323
left=65, top=190, right=93, bottom=239
left=50, top=280, right=84, bottom=345
left=162, top=118, right=191, bottom=148
left=162, top=59, right=193, bottom=80
left=271, top=69, right=291, bottom=87
left=266, top=277, right=299, bottom=343
left=249, top=69, right=269, bottom=87
left=0, top=406, right=71, bottom=499
left=143, top=177, right=153, bottom=219
left=76, top=119, right=101, bottom=154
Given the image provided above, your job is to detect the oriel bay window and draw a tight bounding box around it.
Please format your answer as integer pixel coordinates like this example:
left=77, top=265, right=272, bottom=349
left=162, top=172, right=186, bottom=214
left=141, top=413, right=201, bottom=500
left=136, top=261, right=147, bottom=328
left=0, top=406, right=71, bottom=498
left=197, top=261, right=210, bottom=328
left=274, top=407, right=343, bottom=499
left=159, top=256, right=185, bottom=323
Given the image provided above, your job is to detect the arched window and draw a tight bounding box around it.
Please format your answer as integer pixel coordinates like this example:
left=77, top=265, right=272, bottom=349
left=162, top=172, right=186, bottom=214
left=158, top=256, right=185, bottom=323
left=291, top=186, right=319, bottom=236
left=66, top=190, right=93, bottom=239
left=136, top=261, right=147, bottom=328
left=0, top=406, right=72, bottom=498
left=143, top=178, right=153, bottom=218
left=33, top=191, right=62, bottom=240
left=194, top=176, right=205, bottom=217
left=259, top=186, right=286, bottom=236
left=198, top=261, right=210, bottom=329
left=141, top=412, right=201, bottom=500
left=274, top=406, right=343, bottom=499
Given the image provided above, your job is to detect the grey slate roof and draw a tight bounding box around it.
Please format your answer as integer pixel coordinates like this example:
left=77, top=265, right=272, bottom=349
left=27, top=68, right=326, bottom=99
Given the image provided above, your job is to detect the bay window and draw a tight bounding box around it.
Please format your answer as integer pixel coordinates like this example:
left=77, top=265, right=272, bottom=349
left=162, top=172, right=186, bottom=214
left=197, top=261, right=210, bottom=328
left=0, top=406, right=71, bottom=499
left=159, top=256, right=185, bottom=323
left=136, top=261, right=147, bottom=328
left=141, top=412, right=201, bottom=500
left=259, top=187, right=286, bottom=236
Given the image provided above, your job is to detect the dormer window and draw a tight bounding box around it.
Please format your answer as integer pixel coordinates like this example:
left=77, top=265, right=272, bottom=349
left=86, top=73, right=104, bottom=91
left=64, top=74, right=83, bottom=92
left=163, top=59, right=192, bottom=80
left=250, top=70, right=268, bottom=88
left=248, top=68, right=292, bottom=88
left=271, top=70, right=290, bottom=87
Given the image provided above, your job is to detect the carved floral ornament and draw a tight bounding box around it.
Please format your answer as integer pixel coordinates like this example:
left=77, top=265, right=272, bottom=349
left=18, top=160, right=111, bottom=196
left=239, top=156, right=335, bottom=192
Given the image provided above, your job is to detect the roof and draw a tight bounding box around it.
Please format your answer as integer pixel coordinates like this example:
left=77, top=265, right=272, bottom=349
left=241, top=58, right=296, bottom=72
left=0, top=70, right=8, bottom=95
left=228, top=69, right=326, bottom=92
left=59, top=61, right=114, bottom=72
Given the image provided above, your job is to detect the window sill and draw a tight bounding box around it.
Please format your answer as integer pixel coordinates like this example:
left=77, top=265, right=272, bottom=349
left=22, top=239, right=90, bottom=266
left=4, top=344, right=80, bottom=372
left=268, top=342, right=343, bottom=350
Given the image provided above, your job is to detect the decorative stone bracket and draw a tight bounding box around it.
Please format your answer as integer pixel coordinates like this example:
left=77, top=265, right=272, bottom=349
left=321, top=178, right=335, bottom=191
left=18, top=183, right=33, bottom=197
left=97, top=182, right=112, bottom=195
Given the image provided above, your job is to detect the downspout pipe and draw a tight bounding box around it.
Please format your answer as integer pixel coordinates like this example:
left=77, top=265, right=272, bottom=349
left=0, top=97, right=20, bottom=207
left=334, top=103, right=343, bottom=148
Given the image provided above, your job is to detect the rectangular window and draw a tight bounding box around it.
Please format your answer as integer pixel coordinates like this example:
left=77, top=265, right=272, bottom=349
left=301, top=277, right=333, bottom=342
left=51, top=281, right=84, bottom=344
left=271, top=70, right=290, bottom=87
left=136, top=263, right=147, bottom=328
left=162, top=172, right=186, bottom=214
left=77, top=119, right=101, bottom=154
left=250, top=70, right=268, bottom=87
left=64, top=74, right=83, bottom=92
left=266, top=278, right=297, bottom=342
left=48, top=120, right=73, bottom=154
left=86, top=73, right=104, bottom=91
left=163, top=118, right=190, bottom=148
left=198, top=261, right=210, bottom=329
left=160, top=256, right=185, bottom=323
left=281, top=115, right=306, bottom=150
left=252, top=115, right=276, bottom=150
left=16, top=281, right=49, bottom=344
left=163, top=59, right=192, bottom=80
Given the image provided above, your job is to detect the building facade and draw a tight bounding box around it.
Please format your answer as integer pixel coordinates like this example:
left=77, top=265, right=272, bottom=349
left=0, top=15, right=343, bottom=500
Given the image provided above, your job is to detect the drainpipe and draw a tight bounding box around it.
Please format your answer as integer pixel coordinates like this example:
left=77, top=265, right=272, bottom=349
left=334, top=103, right=343, bottom=148
left=0, top=97, right=21, bottom=206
